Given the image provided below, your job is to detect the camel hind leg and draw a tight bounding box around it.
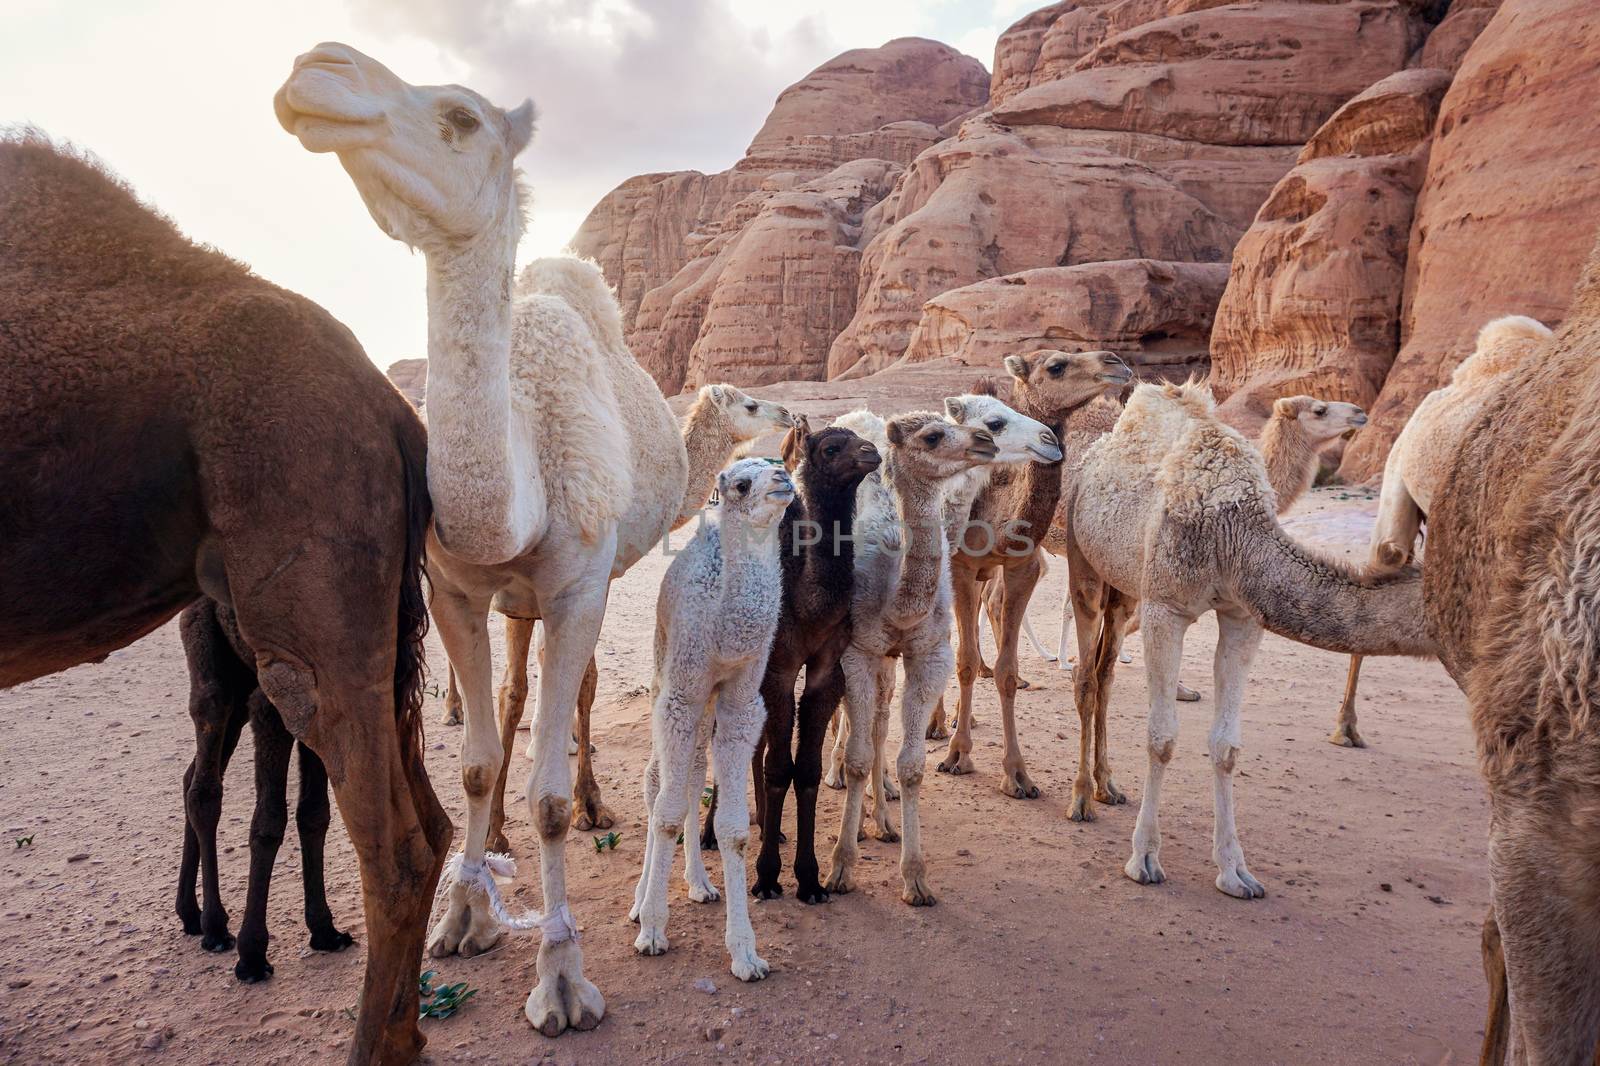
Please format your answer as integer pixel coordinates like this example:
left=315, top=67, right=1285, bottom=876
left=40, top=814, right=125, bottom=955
left=487, top=615, right=536, bottom=854
left=1330, top=655, right=1366, bottom=748
left=711, top=669, right=769, bottom=981
left=294, top=740, right=353, bottom=953
left=993, top=555, right=1044, bottom=799
left=936, top=569, right=984, bottom=776
left=234, top=690, right=294, bottom=983
left=572, top=656, right=614, bottom=830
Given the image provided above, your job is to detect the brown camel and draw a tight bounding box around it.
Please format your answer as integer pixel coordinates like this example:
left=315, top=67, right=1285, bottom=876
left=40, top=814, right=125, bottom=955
left=1422, top=237, right=1600, bottom=1064
left=934, top=350, right=1133, bottom=798
left=0, top=134, right=448, bottom=1066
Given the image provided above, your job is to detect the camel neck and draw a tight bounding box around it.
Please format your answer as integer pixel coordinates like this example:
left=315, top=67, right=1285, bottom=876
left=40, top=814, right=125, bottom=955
left=797, top=472, right=859, bottom=586
left=421, top=216, right=543, bottom=564
left=1259, top=416, right=1317, bottom=514
left=676, top=402, right=738, bottom=529
left=885, top=455, right=948, bottom=623
left=718, top=511, right=779, bottom=606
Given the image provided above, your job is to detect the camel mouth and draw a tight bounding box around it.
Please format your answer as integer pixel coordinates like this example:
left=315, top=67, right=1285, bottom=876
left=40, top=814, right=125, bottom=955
left=967, top=444, right=1000, bottom=462
left=1027, top=442, right=1065, bottom=463
left=855, top=453, right=883, bottom=473
left=1350, top=414, right=1369, bottom=427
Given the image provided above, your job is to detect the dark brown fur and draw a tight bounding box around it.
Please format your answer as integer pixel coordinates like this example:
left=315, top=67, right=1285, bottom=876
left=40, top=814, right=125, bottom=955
left=0, top=135, right=448, bottom=1066
left=176, top=599, right=354, bottom=981
left=1425, top=239, right=1600, bottom=1065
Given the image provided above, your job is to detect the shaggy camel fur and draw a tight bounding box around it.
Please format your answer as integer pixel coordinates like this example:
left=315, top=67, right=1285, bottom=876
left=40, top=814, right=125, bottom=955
left=935, top=350, right=1132, bottom=799
left=1043, top=392, right=1367, bottom=696
left=458, top=382, right=789, bottom=851
left=1421, top=238, right=1600, bottom=1064
left=825, top=412, right=999, bottom=905
left=1, top=134, right=444, bottom=1066
left=176, top=599, right=353, bottom=982
left=1332, top=316, right=1552, bottom=748
left=1066, top=382, right=1435, bottom=897
left=630, top=459, right=792, bottom=978
left=276, top=43, right=687, bottom=1035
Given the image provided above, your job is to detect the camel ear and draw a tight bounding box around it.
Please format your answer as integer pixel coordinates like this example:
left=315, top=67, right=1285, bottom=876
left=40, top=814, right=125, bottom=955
left=506, top=100, right=537, bottom=156
left=944, top=397, right=965, bottom=422
left=1273, top=397, right=1298, bottom=419
left=1003, top=355, right=1029, bottom=382
left=886, top=419, right=906, bottom=446
left=780, top=421, right=807, bottom=471
left=708, top=384, right=727, bottom=405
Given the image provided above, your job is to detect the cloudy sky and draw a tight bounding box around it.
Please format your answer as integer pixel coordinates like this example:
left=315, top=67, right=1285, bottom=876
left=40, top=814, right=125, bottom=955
left=3, top=0, right=1024, bottom=368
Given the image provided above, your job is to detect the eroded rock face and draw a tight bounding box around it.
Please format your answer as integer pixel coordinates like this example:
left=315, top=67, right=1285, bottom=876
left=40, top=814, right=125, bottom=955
left=1210, top=68, right=1451, bottom=409
left=570, top=37, right=988, bottom=353
left=1340, top=0, right=1600, bottom=479
left=902, top=259, right=1230, bottom=377
left=1414, top=0, right=1501, bottom=74
left=992, top=2, right=1421, bottom=147
left=385, top=357, right=427, bottom=409
left=827, top=119, right=1239, bottom=379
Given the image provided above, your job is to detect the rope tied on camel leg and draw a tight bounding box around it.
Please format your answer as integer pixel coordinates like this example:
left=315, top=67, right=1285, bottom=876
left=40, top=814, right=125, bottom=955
left=436, top=850, right=580, bottom=943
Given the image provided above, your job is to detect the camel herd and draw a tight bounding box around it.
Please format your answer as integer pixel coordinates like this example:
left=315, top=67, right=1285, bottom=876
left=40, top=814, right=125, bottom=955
left=3, top=38, right=1597, bottom=1066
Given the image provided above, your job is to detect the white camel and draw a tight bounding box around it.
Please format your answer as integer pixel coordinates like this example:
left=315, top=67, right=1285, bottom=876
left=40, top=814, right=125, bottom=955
left=629, top=457, right=791, bottom=980
left=277, top=43, right=689, bottom=1036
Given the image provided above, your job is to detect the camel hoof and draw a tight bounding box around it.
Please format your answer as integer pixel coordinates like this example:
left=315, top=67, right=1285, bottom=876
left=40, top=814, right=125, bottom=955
left=1125, top=852, right=1165, bottom=885
left=1176, top=682, right=1202, bottom=702
left=731, top=951, right=770, bottom=982
left=525, top=967, right=604, bottom=1036
left=201, top=929, right=236, bottom=953
left=880, top=776, right=900, bottom=801
left=934, top=745, right=972, bottom=771
left=796, top=883, right=830, bottom=905
left=1068, top=793, right=1095, bottom=822
left=1014, top=676, right=1031, bottom=691
left=925, top=714, right=949, bottom=740
left=458, top=923, right=505, bottom=958
left=822, top=768, right=845, bottom=790
left=440, top=707, right=462, bottom=727
left=308, top=927, right=355, bottom=953
left=234, top=956, right=273, bottom=983
left=869, top=819, right=900, bottom=844
left=752, top=880, right=783, bottom=901
left=686, top=877, right=721, bottom=904
left=1001, top=773, right=1041, bottom=800
left=1094, top=779, right=1127, bottom=806
left=822, top=863, right=855, bottom=896
left=1328, top=725, right=1366, bottom=748
left=573, top=799, right=615, bottom=832
left=901, top=877, right=937, bottom=907
left=1118, top=650, right=1132, bottom=665
left=1217, top=865, right=1266, bottom=899
left=486, top=831, right=512, bottom=856
left=633, top=927, right=669, bottom=956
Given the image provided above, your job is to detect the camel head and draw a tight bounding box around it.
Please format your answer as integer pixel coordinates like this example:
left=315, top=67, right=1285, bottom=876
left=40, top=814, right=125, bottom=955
left=1272, top=395, right=1368, bottom=444
left=698, top=384, right=795, bottom=442
left=1004, top=349, right=1133, bottom=412
left=944, top=393, right=1063, bottom=465
left=885, top=411, right=998, bottom=482
left=798, top=424, right=881, bottom=491
left=274, top=42, right=535, bottom=251
left=716, top=457, right=795, bottom=530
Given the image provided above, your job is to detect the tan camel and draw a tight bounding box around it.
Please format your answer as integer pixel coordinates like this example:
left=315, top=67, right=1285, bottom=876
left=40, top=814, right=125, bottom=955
left=1065, top=381, right=1435, bottom=896
left=1422, top=236, right=1600, bottom=1064
left=2, top=133, right=446, bottom=1066
left=934, top=350, right=1133, bottom=798
left=1331, top=316, right=1552, bottom=747
left=825, top=411, right=999, bottom=905
left=277, top=44, right=694, bottom=1036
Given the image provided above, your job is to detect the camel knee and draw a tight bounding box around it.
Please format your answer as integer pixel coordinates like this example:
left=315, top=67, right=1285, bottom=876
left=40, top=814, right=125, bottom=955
left=842, top=753, right=871, bottom=783
left=1208, top=739, right=1238, bottom=774
left=295, top=797, right=331, bottom=838
left=956, top=660, right=978, bottom=687
left=535, top=794, right=571, bottom=840
left=896, top=752, right=925, bottom=789
left=712, top=808, right=749, bottom=854
left=462, top=759, right=498, bottom=800
left=1149, top=735, right=1176, bottom=765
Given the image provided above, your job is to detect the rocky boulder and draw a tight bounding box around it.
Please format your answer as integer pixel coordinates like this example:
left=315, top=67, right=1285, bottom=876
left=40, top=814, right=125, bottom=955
left=827, top=119, right=1239, bottom=379
left=901, top=259, right=1229, bottom=378
left=1340, top=0, right=1600, bottom=479
left=1210, top=68, right=1451, bottom=409
left=385, top=357, right=427, bottom=409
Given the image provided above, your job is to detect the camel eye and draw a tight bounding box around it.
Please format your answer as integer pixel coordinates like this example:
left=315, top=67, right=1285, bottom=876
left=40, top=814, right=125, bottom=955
left=986, top=418, right=1005, bottom=433
left=824, top=445, right=840, bottom=457
left=447, top=108, right=480, bottom=132
left=735, top=479, right=751, bottom=494
left=923, top=431, right=943, bottom=446
left=1047, top=363, right=1065, bottom=377
left=1313, top=405, right=1327, bottom=417
left=746, top=402, right=758, bottom=413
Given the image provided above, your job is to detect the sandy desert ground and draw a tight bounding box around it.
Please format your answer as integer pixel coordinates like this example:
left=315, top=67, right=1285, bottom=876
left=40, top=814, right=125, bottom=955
left=0, top=486, right=1488, bottom=1065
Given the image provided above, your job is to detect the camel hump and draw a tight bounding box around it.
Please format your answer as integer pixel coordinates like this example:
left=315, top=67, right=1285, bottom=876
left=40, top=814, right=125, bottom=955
left=517, top=256, right=626, bottom=353
left=1453, top=315, right=1555, bottom=386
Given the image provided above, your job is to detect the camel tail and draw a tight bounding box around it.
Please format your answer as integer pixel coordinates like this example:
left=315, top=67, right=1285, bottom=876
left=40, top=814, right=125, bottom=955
left=394, top=419, right=433, bottom=771
left=1228, top=511, right=1438, bottom=658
